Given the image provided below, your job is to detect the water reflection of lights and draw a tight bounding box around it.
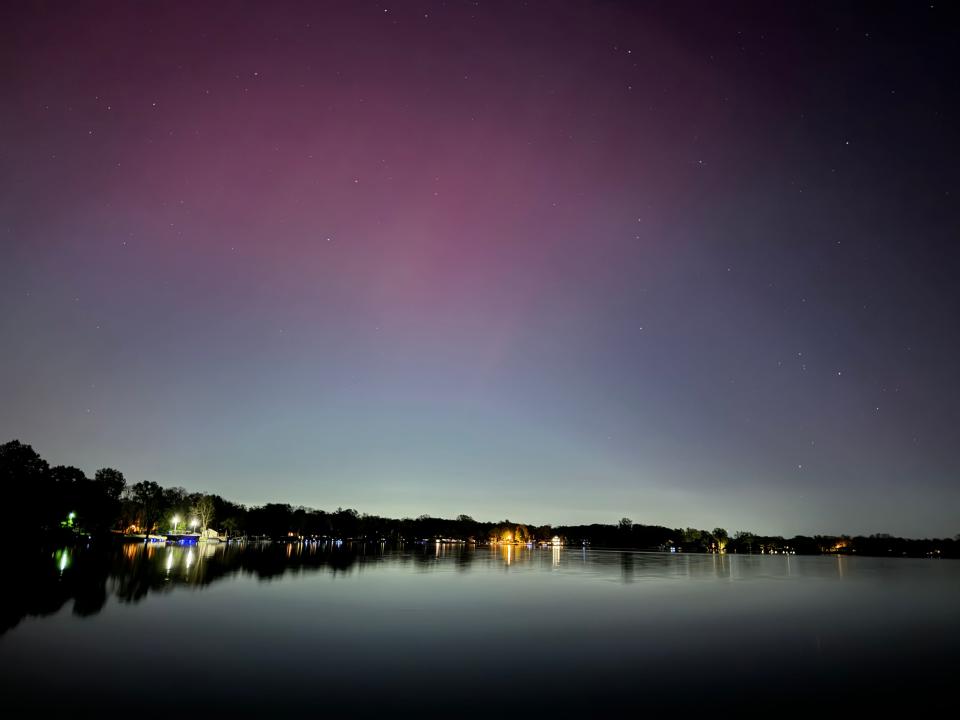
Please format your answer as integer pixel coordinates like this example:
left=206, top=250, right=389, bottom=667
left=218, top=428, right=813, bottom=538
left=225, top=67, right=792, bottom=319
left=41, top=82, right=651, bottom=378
left=184, top=549, right=195, bottom=571
left=552, top=545, right=561, bottom=567
left=55, top=549, right=70, bottom=573
left=165, top=549, right=175, bottom=573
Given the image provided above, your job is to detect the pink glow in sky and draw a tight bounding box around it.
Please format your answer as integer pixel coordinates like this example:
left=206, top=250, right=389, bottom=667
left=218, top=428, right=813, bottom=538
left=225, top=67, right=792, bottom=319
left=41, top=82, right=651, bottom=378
left=3, top=1, right=959, bottom=536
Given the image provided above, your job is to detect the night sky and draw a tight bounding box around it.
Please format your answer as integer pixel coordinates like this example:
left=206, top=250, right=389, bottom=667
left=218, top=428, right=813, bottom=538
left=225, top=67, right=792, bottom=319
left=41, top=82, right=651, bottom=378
left=2, top=1, right=958, bottom=536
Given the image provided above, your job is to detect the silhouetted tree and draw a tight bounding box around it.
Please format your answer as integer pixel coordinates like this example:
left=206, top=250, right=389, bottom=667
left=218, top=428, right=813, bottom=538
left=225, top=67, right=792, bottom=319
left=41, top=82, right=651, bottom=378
left=192, top=494, right=215, bottom=532
left=1, top=440, right=52, bottom=533
left=86, top=468, right=127, bottom=531
left=712, top=527, right=729, bottom=553
left=221, top=516, right=242, bottom=537
left=162, top=486, right=189, bottom=530
left=129, top=481, right=165, bottom=535
left=94, top=468, right=126, bottom=501
left=730, top=531, right=756, bottom=554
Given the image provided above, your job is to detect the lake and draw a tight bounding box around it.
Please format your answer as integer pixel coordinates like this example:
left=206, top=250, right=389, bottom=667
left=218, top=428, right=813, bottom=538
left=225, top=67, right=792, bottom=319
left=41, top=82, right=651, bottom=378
left=1, top=542, right=957, bottom=715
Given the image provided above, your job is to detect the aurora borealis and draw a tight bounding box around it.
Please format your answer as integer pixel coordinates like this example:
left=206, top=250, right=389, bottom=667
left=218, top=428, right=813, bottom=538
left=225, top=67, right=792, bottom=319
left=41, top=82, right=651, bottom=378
left=2, top=1, right=958, bottom=536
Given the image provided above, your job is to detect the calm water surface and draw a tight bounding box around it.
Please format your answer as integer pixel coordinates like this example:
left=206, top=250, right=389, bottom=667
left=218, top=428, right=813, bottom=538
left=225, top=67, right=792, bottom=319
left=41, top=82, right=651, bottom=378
left=1, top=542, right=958, bottom=715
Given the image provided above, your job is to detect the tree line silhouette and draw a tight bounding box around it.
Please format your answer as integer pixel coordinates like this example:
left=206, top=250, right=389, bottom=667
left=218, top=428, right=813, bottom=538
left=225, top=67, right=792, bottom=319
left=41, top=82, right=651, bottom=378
left=3, top=439, right=956, bottom=557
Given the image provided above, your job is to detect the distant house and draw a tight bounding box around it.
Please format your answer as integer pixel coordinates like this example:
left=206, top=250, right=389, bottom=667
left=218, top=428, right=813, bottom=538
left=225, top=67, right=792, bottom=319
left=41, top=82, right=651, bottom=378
left=200, top=528, right=223, bottom=543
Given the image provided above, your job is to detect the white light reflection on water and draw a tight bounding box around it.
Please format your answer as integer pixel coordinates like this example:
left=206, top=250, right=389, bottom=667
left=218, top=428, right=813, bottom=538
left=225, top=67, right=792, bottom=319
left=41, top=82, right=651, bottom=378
left=6, top=544, right=959, bottom=714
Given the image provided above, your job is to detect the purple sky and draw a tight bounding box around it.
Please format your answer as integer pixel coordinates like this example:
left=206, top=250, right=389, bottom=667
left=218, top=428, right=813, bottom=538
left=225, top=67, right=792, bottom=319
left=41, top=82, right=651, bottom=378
left=2, top=1, right=958, bottom=536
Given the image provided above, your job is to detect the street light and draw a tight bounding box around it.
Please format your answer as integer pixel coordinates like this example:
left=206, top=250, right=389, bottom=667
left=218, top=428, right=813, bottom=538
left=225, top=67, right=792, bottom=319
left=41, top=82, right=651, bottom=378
left=190, top=517, right=199, bottom=535
left=172, top=514, right=181, bottom=533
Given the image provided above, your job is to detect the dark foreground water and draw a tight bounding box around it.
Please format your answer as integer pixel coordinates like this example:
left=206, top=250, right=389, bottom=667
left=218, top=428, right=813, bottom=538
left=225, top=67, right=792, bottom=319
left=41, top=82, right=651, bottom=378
left=1, top=542, right=958, bottom=715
